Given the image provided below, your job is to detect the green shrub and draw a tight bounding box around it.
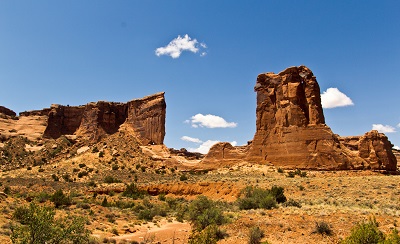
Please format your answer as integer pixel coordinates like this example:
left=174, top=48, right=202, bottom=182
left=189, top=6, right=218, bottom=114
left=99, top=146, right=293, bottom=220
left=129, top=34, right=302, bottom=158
left=11, top=203, right=89, bottom=243
left=112, top=164, right=119, bottom=170
left=122, top=183, right=145, bottom=199
left=314, top=221, right=332, bottom=236
left=4, top=186, right=11, bottom=195
left=237, top=186, right=286, bottom=210
left=180, top=174, right=188, bottom=181
left=188, top=196, right=225, bottom=231
left=104, top=176, right=122, bottom=183
left=78, top=163, right=86, bottom=168
left=50, top=189, right=71, bottom=208
left=277, top=168, right=284, bottom=173
left=101, top=197, right=108, bottom=207
left=77, top=171, right=89, bottom=178
left=342, top=217, right=384, bottom=244
left=189, top=224, right=227, bottom=244
left=248, top=226, right=264, bottom=244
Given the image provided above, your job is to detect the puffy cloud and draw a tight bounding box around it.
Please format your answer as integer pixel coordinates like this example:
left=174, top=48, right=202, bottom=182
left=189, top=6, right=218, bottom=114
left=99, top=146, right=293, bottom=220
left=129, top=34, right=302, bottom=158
left=372, top=124, right=396, bottom=133
left=155, top=34, right=207, bottom=58
left=188, top=140, right=237, bottom=154
left=181, top=136, right=202, bottom=144
left=321, top=88, right=354, bottom=109
left=393, top=145, right=400, bottom=150
left=397, top=123, right=400, bottom=128
left=188, top=114, right=237, bottom=128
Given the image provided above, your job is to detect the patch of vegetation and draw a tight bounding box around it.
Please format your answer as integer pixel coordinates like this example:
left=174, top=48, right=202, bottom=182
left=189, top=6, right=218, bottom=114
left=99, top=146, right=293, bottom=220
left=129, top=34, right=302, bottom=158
left=180, top=174, right=188, bottom=181
left=248, top=226, right=264, bottom=244
left=188, top=196, right=225, bottom=231
left=341, top=217, right=385, bottom=243
left=283, top=199, right=302, bottom=208
left=237, top=186, right=287, bottom=210
left=104, top=176, right=122, bottom=183
left=189, top=224, right=227, bottom=244
left=287, top=169, right=307, bottom=178
left=313, top=221, right=332, bottom=236
left=122, top=183, right=146, bottom=199
left=50, top=189, right=72, bottom=208
left=11, top=203, right=89, bottom=243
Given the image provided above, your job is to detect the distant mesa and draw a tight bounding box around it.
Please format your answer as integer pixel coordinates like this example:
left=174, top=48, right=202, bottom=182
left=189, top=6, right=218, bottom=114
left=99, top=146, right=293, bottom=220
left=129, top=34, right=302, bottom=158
left=2, top=92, right=166, bottom=144
left=201, top=66, right=397, bottom=171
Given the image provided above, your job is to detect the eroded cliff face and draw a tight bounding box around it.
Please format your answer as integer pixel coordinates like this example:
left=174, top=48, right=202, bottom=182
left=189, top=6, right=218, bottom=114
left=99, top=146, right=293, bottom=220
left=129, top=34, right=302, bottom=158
left=202, top=66, right=397, bottom=171
left=19, top=92, right=166, bottom=144
left=340, top=131, right=397, bottom=171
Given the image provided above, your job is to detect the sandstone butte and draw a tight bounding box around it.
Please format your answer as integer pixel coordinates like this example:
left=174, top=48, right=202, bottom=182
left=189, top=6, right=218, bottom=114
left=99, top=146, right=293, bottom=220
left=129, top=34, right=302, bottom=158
left=8, top=92, right=166, bottom=145
left=201, top=66, right=397, bottom=171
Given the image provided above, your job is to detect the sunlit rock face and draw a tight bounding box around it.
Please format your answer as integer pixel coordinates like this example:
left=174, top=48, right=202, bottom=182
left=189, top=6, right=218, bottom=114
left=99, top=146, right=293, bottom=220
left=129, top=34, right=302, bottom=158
left=246, top=65, right=397, bottom=170
left=23, top=92, right=166, bottom=144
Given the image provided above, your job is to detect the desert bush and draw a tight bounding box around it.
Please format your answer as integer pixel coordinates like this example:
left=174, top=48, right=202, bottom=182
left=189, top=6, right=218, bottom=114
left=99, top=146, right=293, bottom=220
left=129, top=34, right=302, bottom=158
left=237, top=186, right=286, bottom=210
left=248, top=226, right=264, bottom=244
left=189, top=224, right=227, bottom=244
left=62, top=173, right=73, bottom=182
left=78, top=163, right=86, bottom=168
left=283, top=199, right=302, bottom=208
left=11, top=203, right=89, bottom=243
left=35, top=192, right=51, bottom=203
left=314, top=221, right=332, bottom=236
left=122, top=183, right=145, bottom=199
left=101, top=197, right=109, bottom=207
left=78, top=171, right=89, bottom=178
left=50, top=189, right=71, bottom=208
left=4, top=186, right=11, bottom=195
left=188, top=196, right=225, bottom=231
left=180, top=174, right=188, bottom=181
left=277, top=168, right=284, bottom=173
left=112, top=164, right=119, bottom=170
left=342, top=217, right=384, bottom=244
left=104, top=176, right=122, bottom=183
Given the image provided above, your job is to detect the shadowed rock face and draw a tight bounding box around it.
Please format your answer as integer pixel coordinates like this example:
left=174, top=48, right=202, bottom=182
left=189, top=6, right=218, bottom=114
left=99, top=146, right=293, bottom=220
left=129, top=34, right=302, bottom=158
left=0, top=106, right=16, bottom=117
left=23, top=93, right=166, bottom=144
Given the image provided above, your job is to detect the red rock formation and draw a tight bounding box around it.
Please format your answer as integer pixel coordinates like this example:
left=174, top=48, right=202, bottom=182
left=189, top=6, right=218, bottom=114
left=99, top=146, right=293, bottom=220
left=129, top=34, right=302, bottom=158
left=0, top=106, right=16, bottom=117
left=340, top=130, right=397, bottom=171
left=202, top=66, right=396, bottom=171
left=200, top=142, right=248, bottom=169
left=125, top=92, right=166, bottom=145
left=16, top=93, right=166, bottom=144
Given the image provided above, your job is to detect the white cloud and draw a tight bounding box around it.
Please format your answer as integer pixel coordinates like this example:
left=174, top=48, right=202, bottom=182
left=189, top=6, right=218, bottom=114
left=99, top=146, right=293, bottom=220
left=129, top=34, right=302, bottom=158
left=181, top=136, right=202, bottom=144
left=394, top=146, right=400, bottom=150
left=397, top=123, right=400, bottom=128
left=188, top=114, right=237, bottom=128
left=321, top=88, right=354, bottom=109
left=188, top=140, right=237, bottom=154
left=155, top=34, right=207, bottom=58
left=372, top=124, right=396, bottom=133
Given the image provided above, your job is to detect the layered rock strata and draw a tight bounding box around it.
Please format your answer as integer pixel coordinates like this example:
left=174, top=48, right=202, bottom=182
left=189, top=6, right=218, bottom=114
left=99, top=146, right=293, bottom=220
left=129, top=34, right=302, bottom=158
left=202, top=66, right=397, bottom=170
left=13, top=93, right=166, bottom=144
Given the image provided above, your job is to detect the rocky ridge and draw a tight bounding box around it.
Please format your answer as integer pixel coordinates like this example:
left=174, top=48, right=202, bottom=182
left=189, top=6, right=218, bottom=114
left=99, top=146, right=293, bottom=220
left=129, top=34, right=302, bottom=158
left=15, top=92, right=166, bottom=144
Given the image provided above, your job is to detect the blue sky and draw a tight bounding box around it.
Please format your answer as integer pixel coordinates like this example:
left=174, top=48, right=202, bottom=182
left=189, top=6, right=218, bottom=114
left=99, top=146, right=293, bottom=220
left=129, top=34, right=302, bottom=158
left=1, top=1, right=399, bottom=152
